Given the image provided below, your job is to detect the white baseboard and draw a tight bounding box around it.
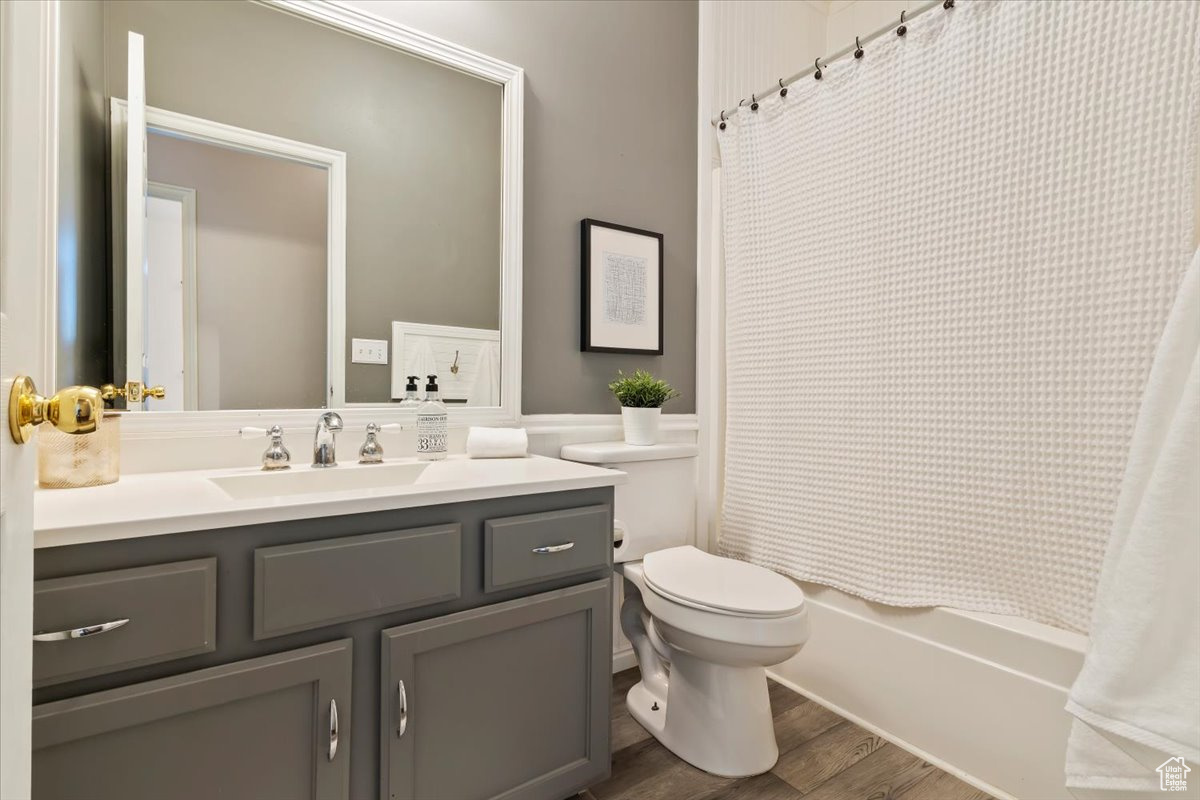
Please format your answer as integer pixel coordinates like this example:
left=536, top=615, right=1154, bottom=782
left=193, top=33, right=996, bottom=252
left=768, top=583, right=1086, bottom=800
left=612, top=647, right=638, bottom=674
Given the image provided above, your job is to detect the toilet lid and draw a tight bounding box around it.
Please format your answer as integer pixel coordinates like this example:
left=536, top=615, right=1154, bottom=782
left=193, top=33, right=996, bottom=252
left=642, top=546, right=805, bottom=618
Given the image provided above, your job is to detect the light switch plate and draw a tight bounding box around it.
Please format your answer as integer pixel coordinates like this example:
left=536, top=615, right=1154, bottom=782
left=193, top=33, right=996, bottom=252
left=351, top=338, right=388, bottom=365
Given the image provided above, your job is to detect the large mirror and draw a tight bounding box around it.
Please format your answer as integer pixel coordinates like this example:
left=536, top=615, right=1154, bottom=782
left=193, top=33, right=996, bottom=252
left=55, top=0, right=519, bottom=416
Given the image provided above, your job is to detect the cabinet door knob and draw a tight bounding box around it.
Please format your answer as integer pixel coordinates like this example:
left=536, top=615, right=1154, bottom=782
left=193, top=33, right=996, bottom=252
left=328, top=698, right=339, bottom=761
left=32, top=618, right=129, bottom=641
left=532, top=542, right=574, bottom=554
left=397, top=680, right=408, bottom=738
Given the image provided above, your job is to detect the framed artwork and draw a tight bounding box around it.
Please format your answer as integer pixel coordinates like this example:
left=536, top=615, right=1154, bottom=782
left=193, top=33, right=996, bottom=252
left=580, top=218, right=664, bottom=354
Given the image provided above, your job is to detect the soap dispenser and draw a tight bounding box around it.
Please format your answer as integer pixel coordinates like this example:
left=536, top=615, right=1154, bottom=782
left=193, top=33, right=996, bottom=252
left=398, top=376, right=421, bottom=408
left=416, top=375, right=447, bottom=461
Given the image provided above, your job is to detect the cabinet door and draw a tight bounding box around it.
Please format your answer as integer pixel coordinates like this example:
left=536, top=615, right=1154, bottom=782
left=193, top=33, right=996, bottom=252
left=33, top=638, right=352, bottom=800
left=382, top=579, right=611, bottom=800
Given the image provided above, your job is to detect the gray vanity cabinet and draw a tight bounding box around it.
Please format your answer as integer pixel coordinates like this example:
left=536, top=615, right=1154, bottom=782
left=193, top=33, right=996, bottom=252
left=32, top=637, right=353, bottom=800
left=32, top=487, right=615, bottom=800
left=382, top=579, right=611, bottom=800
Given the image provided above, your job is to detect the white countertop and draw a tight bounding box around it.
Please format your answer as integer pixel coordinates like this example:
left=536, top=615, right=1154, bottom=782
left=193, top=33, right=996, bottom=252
left=35, top=455, right=626, bottom=549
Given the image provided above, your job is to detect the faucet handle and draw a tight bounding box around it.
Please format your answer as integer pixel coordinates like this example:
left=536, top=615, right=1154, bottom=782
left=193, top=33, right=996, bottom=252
left=359, top=423, right=384, bottom=464
left=241, top=426, right=291, bottom=470
left=262, top=425, right=291, bottom=471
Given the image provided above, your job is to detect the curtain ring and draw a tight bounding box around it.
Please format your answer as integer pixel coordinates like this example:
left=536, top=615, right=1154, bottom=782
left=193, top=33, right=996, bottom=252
left=778, top=77, right=788, bottom=98
left=854, top=36, right=864, bottom=59
left=814, top=58, right=823, bottom=81
left=719, top=109, right=727, bottom=130
left=897, top=9, right=908, bottom=36
left=750, top=93, right=759, bottom=112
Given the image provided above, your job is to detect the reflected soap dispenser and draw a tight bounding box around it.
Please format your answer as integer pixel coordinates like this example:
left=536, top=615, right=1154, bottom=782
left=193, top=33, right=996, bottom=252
left=416, top=375, right=447, bottom=461
left=398, top=375, right=421, bottom=408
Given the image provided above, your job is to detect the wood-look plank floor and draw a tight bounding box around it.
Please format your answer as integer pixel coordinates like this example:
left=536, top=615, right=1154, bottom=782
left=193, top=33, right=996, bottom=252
left=580, top=668, right=995, bottom=800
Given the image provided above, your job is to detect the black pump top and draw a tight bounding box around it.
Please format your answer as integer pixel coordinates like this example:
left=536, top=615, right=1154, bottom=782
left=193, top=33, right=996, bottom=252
left=425, top=375, right=439, bottom=392
left=405, top=375, right=418, bottom=392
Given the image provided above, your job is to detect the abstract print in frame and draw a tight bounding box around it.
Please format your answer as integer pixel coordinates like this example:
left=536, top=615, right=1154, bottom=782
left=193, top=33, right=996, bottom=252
left=580, top=218, right=664, bottom=354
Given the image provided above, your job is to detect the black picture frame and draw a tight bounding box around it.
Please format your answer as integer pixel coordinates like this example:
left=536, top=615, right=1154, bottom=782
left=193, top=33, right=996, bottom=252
left=580, top=218, right=664, bottom=354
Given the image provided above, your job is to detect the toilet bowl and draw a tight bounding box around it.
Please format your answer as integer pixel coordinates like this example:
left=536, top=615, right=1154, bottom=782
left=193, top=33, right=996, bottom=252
left=558, top=442, right=809, bottom=778
left=619, top=547, right=808, bottom=777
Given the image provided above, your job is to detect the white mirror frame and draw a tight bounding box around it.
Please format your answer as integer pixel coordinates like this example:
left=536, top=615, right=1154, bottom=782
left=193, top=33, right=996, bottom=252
left=75, top=0, right=523, bottom=434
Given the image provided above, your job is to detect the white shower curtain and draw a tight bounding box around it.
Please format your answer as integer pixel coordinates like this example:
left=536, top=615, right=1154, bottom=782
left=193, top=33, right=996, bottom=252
left=717, top=0, right=1199, bottom=632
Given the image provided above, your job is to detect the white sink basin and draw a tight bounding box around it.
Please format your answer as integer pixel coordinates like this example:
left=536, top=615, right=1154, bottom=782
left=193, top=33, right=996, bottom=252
left=210, top=462, right=430, bottom=500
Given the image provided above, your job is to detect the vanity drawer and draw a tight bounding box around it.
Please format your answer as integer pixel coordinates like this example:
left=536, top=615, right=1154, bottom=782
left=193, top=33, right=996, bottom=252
left=254, top=523, right=461, bottom=639
left=33, top=558, right=217, bottom=687
left=484, top=505, right=612, bottom=592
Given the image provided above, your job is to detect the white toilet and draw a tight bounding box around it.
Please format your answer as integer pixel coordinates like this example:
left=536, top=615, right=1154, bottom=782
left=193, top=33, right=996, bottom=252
left=560, top=442, right=809, bottom=778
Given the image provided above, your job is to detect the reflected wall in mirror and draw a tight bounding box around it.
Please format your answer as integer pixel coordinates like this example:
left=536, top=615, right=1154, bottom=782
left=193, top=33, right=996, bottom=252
left=56, top=0, right=505, bottom=411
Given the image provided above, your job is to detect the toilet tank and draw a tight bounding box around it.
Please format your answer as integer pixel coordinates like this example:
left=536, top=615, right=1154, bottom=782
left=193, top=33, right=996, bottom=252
left=559, top=442, right=698, bottom=563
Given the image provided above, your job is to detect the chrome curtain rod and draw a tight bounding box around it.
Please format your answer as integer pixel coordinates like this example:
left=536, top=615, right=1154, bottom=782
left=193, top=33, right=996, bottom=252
left=711, top=0, right=949, bottom=128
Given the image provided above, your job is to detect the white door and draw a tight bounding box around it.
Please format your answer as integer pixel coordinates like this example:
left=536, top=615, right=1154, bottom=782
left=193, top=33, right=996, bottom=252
left=0, top=2, right=56, bottom=796
left=124, top=31, right=147, bottom=408
left=145, top=192, right=188, bottom=411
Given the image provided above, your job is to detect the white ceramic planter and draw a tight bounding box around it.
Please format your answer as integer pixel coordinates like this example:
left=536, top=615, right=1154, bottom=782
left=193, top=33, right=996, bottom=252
left=621, top=407, right=661, bottom=446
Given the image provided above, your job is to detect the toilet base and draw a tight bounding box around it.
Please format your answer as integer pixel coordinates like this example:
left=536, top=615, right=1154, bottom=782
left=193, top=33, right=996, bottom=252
left=626, top=651, right=779, bottom=778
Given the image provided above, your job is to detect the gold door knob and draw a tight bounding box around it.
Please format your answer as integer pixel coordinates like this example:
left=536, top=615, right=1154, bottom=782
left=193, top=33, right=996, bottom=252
left=101, top=381, right=166, bottom=405
left=7, top=376, right=104, bottom=444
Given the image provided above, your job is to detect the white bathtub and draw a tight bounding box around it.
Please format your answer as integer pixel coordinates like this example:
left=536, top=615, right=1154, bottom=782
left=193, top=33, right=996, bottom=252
left=768, top=582, right=1087, bottom=800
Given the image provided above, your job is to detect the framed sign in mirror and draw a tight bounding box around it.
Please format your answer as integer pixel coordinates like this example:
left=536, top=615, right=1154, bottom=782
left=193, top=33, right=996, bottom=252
left=580, top=219, right=664, bottom=355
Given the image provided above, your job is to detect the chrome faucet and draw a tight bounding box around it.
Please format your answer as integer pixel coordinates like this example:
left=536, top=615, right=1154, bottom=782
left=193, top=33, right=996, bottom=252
left=313, top=411, right=344, bottom=468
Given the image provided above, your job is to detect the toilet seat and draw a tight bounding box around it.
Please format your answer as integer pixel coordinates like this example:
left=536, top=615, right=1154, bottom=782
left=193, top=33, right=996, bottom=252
left=642, top=546, right=805, bottom=619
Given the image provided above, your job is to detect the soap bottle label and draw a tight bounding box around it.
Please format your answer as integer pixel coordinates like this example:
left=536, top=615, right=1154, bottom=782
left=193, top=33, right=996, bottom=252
left=417, top=413, right=447, bottom=457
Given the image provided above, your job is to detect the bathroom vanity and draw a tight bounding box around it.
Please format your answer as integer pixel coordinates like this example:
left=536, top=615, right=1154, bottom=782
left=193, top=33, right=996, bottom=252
left=25, top=2, right=612, bottom=797
left=31, top=457, right=620, bottom=800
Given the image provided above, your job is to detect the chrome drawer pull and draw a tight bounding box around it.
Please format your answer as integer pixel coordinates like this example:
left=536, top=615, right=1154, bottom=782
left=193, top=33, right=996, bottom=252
left=328, top=698, right=339, bottom=761
left=33, top=618, right=129, bottom=642
left=531, top=542, right=574, bottom=554
left=397, top=680, right=408, bottom=738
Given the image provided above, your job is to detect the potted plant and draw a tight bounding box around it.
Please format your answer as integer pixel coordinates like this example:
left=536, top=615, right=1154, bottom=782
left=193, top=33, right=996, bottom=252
left=608, top=370, right=679, bottom=446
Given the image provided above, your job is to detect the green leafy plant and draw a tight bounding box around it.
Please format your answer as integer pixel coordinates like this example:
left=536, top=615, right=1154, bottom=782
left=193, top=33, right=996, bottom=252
left=608, top=370, right=679, bottom=409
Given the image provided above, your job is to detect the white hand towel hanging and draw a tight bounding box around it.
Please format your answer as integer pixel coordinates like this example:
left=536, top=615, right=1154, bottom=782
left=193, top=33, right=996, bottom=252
left=467, top=340, right=499, bottom=406
left=1064, top=248, right=1200, bottom=795
left=405, top=339, right=438, bottom=383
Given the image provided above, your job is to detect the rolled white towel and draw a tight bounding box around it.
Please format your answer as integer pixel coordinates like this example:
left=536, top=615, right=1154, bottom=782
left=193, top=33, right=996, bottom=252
left=466, top=427, right=528, bottom=459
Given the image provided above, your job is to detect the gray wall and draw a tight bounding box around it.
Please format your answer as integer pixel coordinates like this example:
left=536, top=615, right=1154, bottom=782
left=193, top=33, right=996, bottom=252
left=147, top=134, right=328, bottom=410
left=104, top=0, right=501, bottom=403
left=56, top=0, right=110, bottom=391
left=347, top=0, right=699, bottom=414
